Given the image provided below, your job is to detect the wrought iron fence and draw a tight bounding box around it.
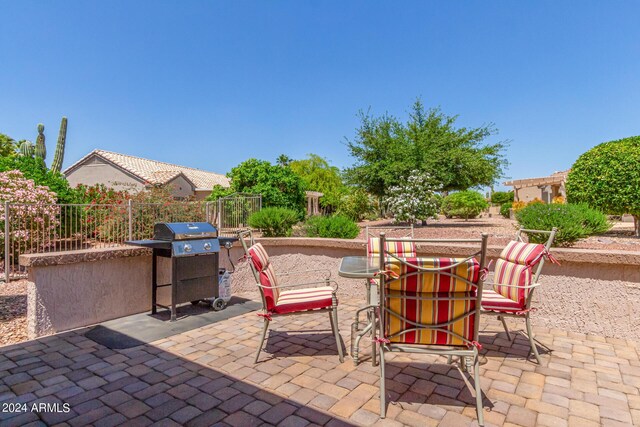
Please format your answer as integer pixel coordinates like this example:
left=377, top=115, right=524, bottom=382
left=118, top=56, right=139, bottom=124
left=1, top=196, right=261, bottom=281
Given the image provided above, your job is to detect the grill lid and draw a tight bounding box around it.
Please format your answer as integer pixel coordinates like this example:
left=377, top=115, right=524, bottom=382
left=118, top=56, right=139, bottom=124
left=153, top=222, right=218, bottom=241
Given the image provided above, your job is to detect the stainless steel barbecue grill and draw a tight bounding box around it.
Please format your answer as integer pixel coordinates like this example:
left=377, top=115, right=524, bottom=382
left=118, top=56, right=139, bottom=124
left=127, top=222, right=237, bottom=321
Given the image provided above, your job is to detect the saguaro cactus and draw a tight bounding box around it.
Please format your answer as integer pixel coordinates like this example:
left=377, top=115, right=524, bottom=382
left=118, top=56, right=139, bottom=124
left=35, top=123, right=46, bottom=160
left=19, top=140, right=35, bottom=157
left=51, top=117, right=67, bottom=173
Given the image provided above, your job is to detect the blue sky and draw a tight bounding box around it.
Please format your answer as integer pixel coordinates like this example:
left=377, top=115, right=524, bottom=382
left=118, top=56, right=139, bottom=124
left=1, top=1, right=639, bottom=190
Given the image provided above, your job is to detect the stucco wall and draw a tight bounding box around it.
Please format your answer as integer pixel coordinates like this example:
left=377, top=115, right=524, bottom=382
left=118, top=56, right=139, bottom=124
left=66, top=157, right=144, bottom=192
left=20, top=238, right=640, bottom=339
left=166, top=175, right=195, bottom=199
left=515, top=186, right=541, bottom=202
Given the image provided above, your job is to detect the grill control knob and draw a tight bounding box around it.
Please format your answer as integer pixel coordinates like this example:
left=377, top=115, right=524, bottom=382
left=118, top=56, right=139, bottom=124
left=183, top=244, right=192, bottom=253
left=203, top=243, right=212, bottom=251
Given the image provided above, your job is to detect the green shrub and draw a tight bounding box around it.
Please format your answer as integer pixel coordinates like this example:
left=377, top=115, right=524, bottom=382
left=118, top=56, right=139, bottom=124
left=491, top=191, right=514, bottom=205
left=441, top=191, right=489, bottom=220
left=248, top=207, right=300, bottom=237
left=337, top=188, right=375, bottom=221
left=304, top=215, right=360, bottom=239
left=515, top=203, right=611, bottom=246
left=500, top=202, right=512, bottom=219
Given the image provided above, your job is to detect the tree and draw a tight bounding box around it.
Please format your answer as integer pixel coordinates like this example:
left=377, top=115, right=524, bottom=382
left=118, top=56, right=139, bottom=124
left=276, top=154, right=292, bottom=167
left=384, top=170, right=441, bottom=225
left=566, top=136, right=640, bottom=236
left=211, top=158, right=305, bottom=217
left=0, top=133, right=18, bottom=157
left=345, top=99, right=508, bottom=199
left=290, top=154, right=345, bottom=213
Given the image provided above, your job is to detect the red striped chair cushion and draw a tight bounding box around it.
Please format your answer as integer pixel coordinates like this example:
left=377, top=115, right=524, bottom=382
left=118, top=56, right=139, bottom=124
left=385, top=257, right=480, bottom=293
left=481, top=289, right=524, bottom=312
left=500, top=241, right=546, bottom=266
left=386, top=291, right=476, bottom=346
left=368, top=238, right=417, bottom=258
left=273, top=286, right=334, bottom=314
left=248, top=243, right=279, bottom=310
left=383, top=257, right=480, bottom=346
left=492, top=259, right=532, bottom=306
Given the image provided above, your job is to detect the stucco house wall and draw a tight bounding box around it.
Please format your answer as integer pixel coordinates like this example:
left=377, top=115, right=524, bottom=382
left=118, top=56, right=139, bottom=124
left=65, top=157, right=145, bottom=192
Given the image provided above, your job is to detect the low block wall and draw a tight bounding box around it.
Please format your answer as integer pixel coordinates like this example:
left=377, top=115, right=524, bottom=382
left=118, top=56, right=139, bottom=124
left=21, top=247, right=154, bottom=339
left=19, top=237, right=640, bottom=339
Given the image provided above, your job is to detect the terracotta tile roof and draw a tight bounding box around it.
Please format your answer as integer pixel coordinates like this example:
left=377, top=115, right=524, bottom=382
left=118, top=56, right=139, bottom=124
left=65, top=149, right=230, bottom=190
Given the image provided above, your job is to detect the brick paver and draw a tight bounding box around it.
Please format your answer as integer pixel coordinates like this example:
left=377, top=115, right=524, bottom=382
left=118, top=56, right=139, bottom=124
left=1, top=297, right=639, bottom=426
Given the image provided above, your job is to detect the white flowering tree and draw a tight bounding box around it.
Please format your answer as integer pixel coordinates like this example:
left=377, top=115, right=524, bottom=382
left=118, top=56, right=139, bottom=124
left=385, top=170, right=441, bottom=225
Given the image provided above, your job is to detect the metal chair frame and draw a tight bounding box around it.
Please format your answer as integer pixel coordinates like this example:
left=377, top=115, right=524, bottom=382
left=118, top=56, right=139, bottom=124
left=239, top=230, right=344, bottom=363
left=481, top=227, right=557, bottom=364
left=376, top=232, right=488, bottom=425
left=350, top=225, right=415, bottom=366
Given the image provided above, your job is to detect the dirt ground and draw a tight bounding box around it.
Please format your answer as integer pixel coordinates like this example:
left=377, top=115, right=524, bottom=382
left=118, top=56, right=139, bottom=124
left=2, top=216, right=639, bottom=348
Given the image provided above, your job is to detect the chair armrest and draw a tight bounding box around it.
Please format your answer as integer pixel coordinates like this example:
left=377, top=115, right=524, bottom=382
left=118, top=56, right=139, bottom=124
left=485, top=281, right=541, bottom=290
left=255, top=280, right=339, bottom=292
left=277, top=268, right=332, bottom=279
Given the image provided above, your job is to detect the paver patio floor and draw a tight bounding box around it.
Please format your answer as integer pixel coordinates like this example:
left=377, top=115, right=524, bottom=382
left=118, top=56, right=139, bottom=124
left=1, top=297, right=640, bottom=426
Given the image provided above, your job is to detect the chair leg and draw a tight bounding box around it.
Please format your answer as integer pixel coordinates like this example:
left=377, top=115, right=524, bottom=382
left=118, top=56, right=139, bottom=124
left=499, top=315, right=512, bottom=341
left=329, top=308, right=344, bottom=363
left=379, top=345, right=386, bottom=418
left=525, top=314, right=542, bottom=364
left=473, top=352, right=484, bottom=426
left=255, top=318, right=270, bottom=363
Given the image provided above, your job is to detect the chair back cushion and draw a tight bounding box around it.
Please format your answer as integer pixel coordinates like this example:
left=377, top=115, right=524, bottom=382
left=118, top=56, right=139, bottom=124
left=385, top=257, right=479, bottom=293
left=493, top=240, right=545, bottom=307
left=493, top=259, right=532, bottom=307
left=499, top=241, right=546, bottom=266
left=383, top=257, right=479, bottom=346
left=367, top=237, right=417, bottom=258
left=248, top=243, right=279, bottom=310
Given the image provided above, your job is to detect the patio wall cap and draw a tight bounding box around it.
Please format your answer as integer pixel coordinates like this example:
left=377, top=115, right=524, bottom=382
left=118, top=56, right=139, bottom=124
left=19, top=246, right=151, bottom=267
left=17, top=237, right=640, bottom=268
left=258, top=237, right=640, bottom=266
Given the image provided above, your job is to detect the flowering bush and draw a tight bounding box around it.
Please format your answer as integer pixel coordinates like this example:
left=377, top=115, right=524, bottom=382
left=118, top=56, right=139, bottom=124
left=552, top=195, right=566, bottom=204
left=385, top=170, right=440, bottom=224
left=512, top=201, right=527, bottom=212
left=0, top=170, right=59, bottom=259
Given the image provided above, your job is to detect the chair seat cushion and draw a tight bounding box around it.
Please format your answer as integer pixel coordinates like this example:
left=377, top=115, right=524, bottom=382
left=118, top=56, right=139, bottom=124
left=273, top=286, right=334, bottom=314
left=481, top=289, right=525, bottom=313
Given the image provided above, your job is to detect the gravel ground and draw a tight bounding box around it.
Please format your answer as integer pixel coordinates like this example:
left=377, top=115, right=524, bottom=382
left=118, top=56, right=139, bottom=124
left=0, top=280, right=28, bottom=346
left=359, top=216, right=640, bottom=250
left=1, top=216, right=639, bottom=348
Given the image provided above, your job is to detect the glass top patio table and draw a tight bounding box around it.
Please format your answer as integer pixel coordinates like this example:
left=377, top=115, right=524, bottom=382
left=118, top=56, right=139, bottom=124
left=337, top=256, right=380, bottom=279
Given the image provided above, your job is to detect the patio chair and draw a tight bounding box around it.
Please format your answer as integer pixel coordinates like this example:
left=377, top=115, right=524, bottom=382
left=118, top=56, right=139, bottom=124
left=351, top=226, right=417, bottom=365
left=239, top=230, right=344, bottom=363
left=480, top=227, right=558, bottom=364
left=376, top=233, right=489, bottom=425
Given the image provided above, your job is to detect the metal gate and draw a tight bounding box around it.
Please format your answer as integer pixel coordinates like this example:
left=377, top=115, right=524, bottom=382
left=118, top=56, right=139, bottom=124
left=216, top=194, right=262, bottom=233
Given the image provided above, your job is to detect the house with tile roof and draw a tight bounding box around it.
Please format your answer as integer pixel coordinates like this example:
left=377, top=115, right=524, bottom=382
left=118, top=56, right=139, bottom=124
left=504, top=170, right=568, bottom=203
left=64, top=150, right=230, bottom=200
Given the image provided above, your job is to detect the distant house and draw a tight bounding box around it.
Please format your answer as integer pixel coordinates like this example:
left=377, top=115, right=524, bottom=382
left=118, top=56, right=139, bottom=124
left=504, top=170, right=568, bottom=203
left=64, top=150, right=230, bottom=200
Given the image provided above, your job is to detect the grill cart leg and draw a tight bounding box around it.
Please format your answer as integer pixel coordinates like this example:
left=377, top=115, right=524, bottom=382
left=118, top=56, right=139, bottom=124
left=171, top=257, right=178, bottom=321
left=152, top=249, right=158, bottom=315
